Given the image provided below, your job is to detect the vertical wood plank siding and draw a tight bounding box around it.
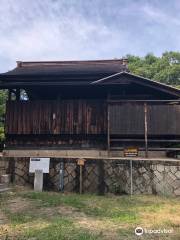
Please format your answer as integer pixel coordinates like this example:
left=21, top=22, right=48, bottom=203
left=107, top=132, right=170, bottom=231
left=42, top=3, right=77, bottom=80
left=6, top=101, right=180, bottom=136
left=147, top=105, right=180, bottom=135
left=110, top=104, right=144, bottom=134
left=110, top=103, right=180, bottom=135
left=5, top=100, right=107, bottom=135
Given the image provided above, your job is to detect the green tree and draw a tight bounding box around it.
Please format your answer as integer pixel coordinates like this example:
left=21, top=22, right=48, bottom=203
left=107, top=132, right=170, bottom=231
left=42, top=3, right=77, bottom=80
left=127, top=51, right=180, bottom=88
left=0, top=90, right=7, bottom=143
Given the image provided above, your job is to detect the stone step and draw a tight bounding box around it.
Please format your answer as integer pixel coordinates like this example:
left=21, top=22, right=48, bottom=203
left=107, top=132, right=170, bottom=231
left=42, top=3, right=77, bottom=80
left=0, top=188, right=11, bottom=193
left=0, top=183, right=8, bottom=189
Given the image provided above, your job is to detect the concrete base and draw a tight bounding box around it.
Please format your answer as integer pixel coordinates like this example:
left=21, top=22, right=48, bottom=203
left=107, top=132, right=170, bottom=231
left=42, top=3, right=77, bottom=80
left=2, top=149, right=180, bottom=162
left=3, top=149, right=108, bottom=158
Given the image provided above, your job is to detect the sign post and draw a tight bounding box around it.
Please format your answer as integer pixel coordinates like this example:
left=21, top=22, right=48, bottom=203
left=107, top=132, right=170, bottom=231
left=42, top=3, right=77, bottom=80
left=77, top=158, right=85, bottom=194
left=130, top=160, right=133, bottom=195
left=29, top=158, right=50, bottom=192
left=34, top=169, right=43, bottom=191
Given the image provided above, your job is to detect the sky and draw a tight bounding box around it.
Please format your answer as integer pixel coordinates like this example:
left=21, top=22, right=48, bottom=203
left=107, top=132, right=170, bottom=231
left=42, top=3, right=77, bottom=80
left=0, top=0, right=180, bottom=72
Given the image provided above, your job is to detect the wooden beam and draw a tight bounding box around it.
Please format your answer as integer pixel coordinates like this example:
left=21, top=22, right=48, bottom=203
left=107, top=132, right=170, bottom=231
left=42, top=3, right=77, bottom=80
left=109, top=147, right=180, bottom=151
left=108, top=100, right=180, bottom=104
left=110, top=139, right=180, bottom=142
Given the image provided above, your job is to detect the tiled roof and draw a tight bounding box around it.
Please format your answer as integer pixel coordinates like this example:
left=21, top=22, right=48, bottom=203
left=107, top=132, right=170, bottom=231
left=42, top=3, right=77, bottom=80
left=0, top=59, right=128, bottom=82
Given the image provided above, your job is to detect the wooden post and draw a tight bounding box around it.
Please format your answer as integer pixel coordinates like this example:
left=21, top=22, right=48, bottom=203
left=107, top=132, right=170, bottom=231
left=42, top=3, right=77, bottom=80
left=16, top=89, right=20, bottom=101
left=79, top=165, right=83, bottom=194
left=130, top=160, right=133, bottom=195
left=107, top=94, right=110, bottom=155
left=144, top=103, right=148, bottom=158
left=8, top=90, right=12, bottom=101
left=98, top=160, right=105, bottom=195
left=59, top=161, right=64, bottom=191
left=77, top=158, right=85, bottom=194
left=7, top=157, right=15, bottom=182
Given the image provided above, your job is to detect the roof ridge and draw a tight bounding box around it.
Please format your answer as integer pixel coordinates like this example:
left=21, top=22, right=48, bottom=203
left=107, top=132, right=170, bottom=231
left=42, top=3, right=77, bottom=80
left=16, top=59, right=128, bottom=67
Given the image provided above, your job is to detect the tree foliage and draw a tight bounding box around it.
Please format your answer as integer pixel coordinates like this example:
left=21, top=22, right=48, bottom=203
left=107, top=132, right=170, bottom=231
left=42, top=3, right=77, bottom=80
left=0, top=90, right=7, bottom=142
left=127, top=51, right=180, bottom=88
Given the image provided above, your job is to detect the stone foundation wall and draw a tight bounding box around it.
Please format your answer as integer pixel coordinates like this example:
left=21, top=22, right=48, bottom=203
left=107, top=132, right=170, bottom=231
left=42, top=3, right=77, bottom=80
left=14, top=158, right=34, bottom=186
left=0, top=158, right=9, bottom=176
left=6, top=158, right=180, bottom=196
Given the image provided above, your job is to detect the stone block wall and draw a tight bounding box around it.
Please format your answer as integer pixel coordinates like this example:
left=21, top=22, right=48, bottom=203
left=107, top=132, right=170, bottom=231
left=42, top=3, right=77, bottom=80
left=152, top=164, right=180, bottom=196
left=4, top=157, right=180, bottom=196
left=14, top=158, right=34, bottom=186
left=0, top=158, right=9, bottom=176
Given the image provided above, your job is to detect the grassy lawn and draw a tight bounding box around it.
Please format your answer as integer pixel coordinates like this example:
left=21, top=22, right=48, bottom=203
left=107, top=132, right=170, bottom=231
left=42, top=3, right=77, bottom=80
left=0, top=187, right=179, bottom=240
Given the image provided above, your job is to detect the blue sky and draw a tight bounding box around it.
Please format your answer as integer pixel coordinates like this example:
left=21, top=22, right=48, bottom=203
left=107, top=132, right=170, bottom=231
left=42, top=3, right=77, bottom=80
left=0, top=0, right=180, bottom=72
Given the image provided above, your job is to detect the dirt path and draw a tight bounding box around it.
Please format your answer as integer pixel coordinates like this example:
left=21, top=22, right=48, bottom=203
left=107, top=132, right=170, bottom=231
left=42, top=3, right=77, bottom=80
left=7, top=197, right=33, bottom=213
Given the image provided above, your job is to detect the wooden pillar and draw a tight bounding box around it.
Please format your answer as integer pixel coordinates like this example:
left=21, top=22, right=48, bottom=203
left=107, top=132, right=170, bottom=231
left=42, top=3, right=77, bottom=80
left=7, top=157, right=15, bottom=182
left=107, top=94, right=110, bottom=154
left=98, top=160, right=105, bottom=195
left=130, top=160, right=133, bottom=195
left=77, top=158, right=85, bottom=194
left=144, top=103, right=148, bottom=158
left=8, top=89, right=12, bottom=101
left=16, top=89, right=20, bottom=100
left=79, top=165, right=83, bottom=194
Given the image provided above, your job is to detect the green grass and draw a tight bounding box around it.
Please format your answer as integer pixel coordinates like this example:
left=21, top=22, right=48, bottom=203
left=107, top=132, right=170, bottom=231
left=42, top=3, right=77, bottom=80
left=24, top=217, right=100, bottom=240
left=18, top=191, right=180, bottom=226
left=0, top=189, right=179, bottom=240
left=4, top=209, right=36, bottom=225
left=20, top=192, right=139, bottom=222
left=21, top=191, right=86, bottom=208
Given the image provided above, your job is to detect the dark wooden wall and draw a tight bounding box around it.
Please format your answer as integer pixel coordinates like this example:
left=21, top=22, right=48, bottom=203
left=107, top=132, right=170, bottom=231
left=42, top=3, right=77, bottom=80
left=6, top=101, right=180, bottom=137
left=5, top=100, right=107, bottom=135
left=110, top=103, right=180, bottom=135
left=110, top=104, right=144, bottom=135
left=148, top=105, right=180, bottom=135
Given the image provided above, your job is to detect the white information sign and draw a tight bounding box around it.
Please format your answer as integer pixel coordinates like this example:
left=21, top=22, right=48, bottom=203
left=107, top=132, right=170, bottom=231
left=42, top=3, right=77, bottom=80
left=29, top=158, right=50, bottom=173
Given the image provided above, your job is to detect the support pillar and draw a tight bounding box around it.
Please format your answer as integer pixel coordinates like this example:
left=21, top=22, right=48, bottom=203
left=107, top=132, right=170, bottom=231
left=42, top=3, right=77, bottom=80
left=98, top=160, right=105, bottom=195
left=144, top=103, right=148, bottom=158
left=77, top=158, right=85, bottom=194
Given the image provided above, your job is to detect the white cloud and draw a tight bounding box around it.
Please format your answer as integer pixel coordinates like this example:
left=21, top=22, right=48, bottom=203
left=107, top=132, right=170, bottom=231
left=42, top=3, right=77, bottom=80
left=0, top=0, right=179, bottom=72
left=141, top=4, right=180, bottom=26
left=0, top=0, right=130, bottom=71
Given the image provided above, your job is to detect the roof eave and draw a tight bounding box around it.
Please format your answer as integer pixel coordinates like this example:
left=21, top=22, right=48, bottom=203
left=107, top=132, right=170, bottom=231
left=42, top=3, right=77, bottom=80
left=91, top=71, right=180, bottom=98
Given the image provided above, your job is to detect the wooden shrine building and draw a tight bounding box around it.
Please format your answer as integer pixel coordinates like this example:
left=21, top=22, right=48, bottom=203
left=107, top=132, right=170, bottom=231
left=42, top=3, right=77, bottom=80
left=0, top=59, right=180, bottom=160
